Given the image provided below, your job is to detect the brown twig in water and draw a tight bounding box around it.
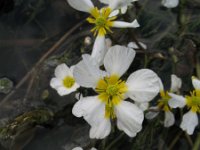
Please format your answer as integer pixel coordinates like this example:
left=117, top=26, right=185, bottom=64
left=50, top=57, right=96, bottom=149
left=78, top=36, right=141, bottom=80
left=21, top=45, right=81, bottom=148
left=0, top=19, right=85, bottom=106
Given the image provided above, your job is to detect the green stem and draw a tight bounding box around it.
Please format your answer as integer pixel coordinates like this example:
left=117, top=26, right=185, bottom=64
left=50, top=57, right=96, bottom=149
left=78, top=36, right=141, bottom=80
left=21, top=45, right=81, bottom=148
left=168, top=131, right=183, bottom=149
left=193, top=132, right=200, bottom=150
left=104, top=133, right=124, bottom=150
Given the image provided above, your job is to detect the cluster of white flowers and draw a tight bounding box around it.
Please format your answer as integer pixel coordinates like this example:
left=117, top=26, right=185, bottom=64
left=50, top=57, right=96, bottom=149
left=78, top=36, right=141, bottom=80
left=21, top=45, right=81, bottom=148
left=48, top=0, right=199, bottom=149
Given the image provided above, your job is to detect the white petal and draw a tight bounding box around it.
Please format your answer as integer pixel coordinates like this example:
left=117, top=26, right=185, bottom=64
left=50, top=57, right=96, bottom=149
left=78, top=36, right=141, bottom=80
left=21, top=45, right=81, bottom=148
left=91, top=148, right=97, bottom=150
left=104, top=45, right=135, bottom=77
left=105, top=38, right=112, bottom=49
left=72, top=96, right=111, bottom=139
left=72, top=96, right=105, bottom=126
left=73, top=54, right=104, bottom=88
left=121, top=6, right=128, bottom=14
left=135, top=102, right=149, bottom=111
left=72, top=147, right=83, bottom=150
left=180, top=111, right=198, bottom=135
left=192, top=76, right=200, bottom=90
left=112, top=20, right=140, bottom=28
left=170, top=74, right=182, bottom=92
left=127, top=41, right=147, bottom=50
left=89, top=118, right=111, bottom=139
left=126, top=69, right=160, bottom=102
left=158, top=78, right=164, bottom=91
left=108, top=0, right=136, bottom=10
left=72, top=96, right=98, bottom=118
left=162, top=0, right=179, bottom=8
left=91, top=35, right=106, bottom=66
left=168, top=93, right=186, bottom=108
left=57, top=84, right=78, bottom=96
left=109, top=9, right=119, bottom=17
left=54, top=63, right=71, bottom=80
left=67, top=0, right=94, bottom=13
left=50, top=78, right=62, bottom=89
left=164, top=111, right=175, bottom=127
left=115, top=101, right=144, bottom=137
left=145, top=110, right=159, bottom=120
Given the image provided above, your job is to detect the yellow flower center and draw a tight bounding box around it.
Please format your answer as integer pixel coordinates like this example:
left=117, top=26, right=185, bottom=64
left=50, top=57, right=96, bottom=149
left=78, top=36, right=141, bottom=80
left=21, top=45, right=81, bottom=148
left=186, top=90, right=200, bottom=113
left=157, top=91, right=171, bottom=112
left=87, top=7, right=117, bottom=36
left=95, top=75, right=128, bottom=119
left=63, top=76, right=75, bottom=88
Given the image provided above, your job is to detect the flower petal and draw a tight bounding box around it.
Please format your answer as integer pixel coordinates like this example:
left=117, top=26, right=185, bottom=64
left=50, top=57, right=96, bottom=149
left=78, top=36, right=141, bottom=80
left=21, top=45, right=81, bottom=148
left=67, top=0, right=94, bottom=13
left=104, top=45, right=135, bottom=77
left=121, top=6, right=128, bottom=14
left=72, top=147, right=83, bottom=150
left=73, top=54, right=105, bottom=88
left=57, top=84, right=78, bottom=96
left=170, top=74, right=182, bottom=92
left=72, top=96, right=98, bottom=117
left=89, top=118, right=111, bottom=139
left=168, top=93, right=186, bottom=108
left=161, top=0, right=179, bottom=8
left=115, top=101, right=144, bottom=137
left=180, top=111, right=198, bottom=135
left=50, top=78, right=62, bottom=89
left=55, top=63, right=71, bottom=80
left=72, top=96, right=111, bottom=139
left=192, top=76, right=200, bottom=90
left=164, top=111, right=175, bottom=127
left=72, top=96, right=105, bottom=126
left=91, top=35, right=106, bottom=66
left=158, top=77, right=164, bottom=91
left=108, top=0, right=137, bottom=10
left=126, top=69, right=160, bottom=102
left=109, top=9, right=119, bottom=17
left=112, top=20, right=140, bottom=28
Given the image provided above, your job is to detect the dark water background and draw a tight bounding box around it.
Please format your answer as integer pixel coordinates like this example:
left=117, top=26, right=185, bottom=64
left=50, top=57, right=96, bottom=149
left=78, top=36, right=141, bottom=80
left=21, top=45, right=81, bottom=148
left=0, top=0, right=200, bottom=150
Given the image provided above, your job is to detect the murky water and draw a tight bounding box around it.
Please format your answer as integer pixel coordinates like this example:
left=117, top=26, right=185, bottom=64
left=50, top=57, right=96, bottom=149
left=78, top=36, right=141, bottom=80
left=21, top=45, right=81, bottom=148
left=0, top=0, right=200, bottom=150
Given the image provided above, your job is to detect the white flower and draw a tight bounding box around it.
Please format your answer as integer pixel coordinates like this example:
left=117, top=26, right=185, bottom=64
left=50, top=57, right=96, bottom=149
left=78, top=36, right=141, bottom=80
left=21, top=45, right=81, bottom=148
left=169, top=76, right=200, bottom=135
left=146, top=74, right=182, bottom=127
left=50, top=63, right=80, bottom=96
left=99, top=0, right=137, bottom=15
left=72, top=147, right=97, bottom=150
left=161, top=0, right=179, bottom=8
left=67, top=0, right=139, bottom=66
left=72, top=45, right=160, bottom=139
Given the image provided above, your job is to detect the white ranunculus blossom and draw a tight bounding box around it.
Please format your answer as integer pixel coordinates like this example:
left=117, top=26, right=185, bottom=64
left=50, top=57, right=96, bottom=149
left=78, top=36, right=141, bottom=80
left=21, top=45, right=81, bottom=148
left=146, top=74, right=182, bottom=127
left=67, top=0, right=139, bottom=66
left=50, top=64, right=80, bottom=96
left=161, top=0, right=179, bottom=8
left=72, top=45, right=160, bottom=139
left=169, top=76, right=200, bottom=135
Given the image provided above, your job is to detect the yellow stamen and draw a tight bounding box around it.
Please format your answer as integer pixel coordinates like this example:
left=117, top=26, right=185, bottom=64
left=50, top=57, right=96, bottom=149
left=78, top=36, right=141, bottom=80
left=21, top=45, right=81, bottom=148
left=87, top=7, right=117, bottom=36
left=63, top=76, right=75, bottom=88
left=157, top=90, right=171, bottom=112
left=95, top=75, right=127, bottom=119
left=186, top=90, right=200, bottom=113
